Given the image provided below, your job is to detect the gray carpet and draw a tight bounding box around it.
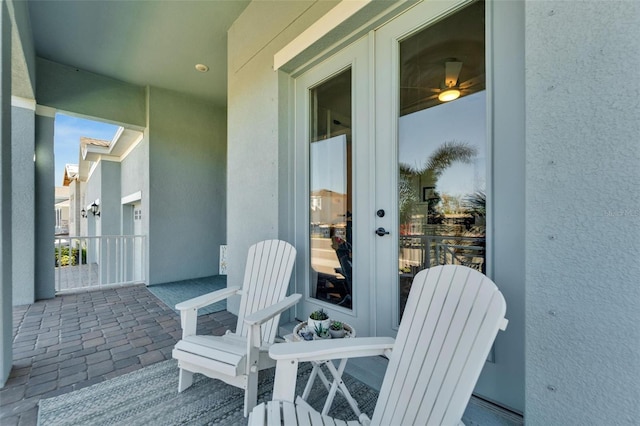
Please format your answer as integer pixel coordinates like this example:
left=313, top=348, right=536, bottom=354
left=147, top=276, right=227, bottom=316
left=37, top=359, right=379, bottom=426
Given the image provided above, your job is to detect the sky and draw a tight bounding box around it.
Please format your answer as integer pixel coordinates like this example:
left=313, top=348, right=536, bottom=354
left=309, top=91, right=486, bottom=197
left=399, top=91, right=486, bottom=197
left=54, top=114, right=121, bottom=185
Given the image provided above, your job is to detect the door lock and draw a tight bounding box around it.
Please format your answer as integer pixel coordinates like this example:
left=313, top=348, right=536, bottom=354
left=375, top=227, right=390, bottom=237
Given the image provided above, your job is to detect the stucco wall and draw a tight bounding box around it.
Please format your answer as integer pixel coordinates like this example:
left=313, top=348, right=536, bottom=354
left=85, top=161, right=102, bottom=235
left=98, top=160, right=122, bottom=237
left=34, top=112, right=55, bottom=300
left=1, top=0, right=13, bottom=387
left=11, top=105, right=35, bottom=305
left=147, top=87, right=226, bottom=285
left=84, top=160, right=122, bottom=283
left=35, top=58, right=146, bottom=128
left=8, top=0, right=36, bottom=99
left=120, top=136, right=147, bottom=203
left=525, top=2, right=640, bottom=424
left=226, top=1, right=337, bottom=313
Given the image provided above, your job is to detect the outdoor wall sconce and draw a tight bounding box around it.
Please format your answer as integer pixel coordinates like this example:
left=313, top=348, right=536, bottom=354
left=81, top=209, right=87, bottom=218
left=90, top=202, right=100, bottom=217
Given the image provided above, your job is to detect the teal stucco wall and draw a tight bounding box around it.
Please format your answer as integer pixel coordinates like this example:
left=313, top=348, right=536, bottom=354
left=147, top=87, right=227, bottom=285
left=11, top=105, right=35, bottom=305
left=524, top=2, right=640, bottom=423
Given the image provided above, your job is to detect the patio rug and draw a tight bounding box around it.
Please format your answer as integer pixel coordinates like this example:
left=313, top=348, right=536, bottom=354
left=37, top=359, right=378, bottom=426
left=147, top=275, right=227, bottom=316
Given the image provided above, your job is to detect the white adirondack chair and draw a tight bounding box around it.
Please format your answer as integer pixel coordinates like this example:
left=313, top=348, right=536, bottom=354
left=172, top=239, right=300, bottom=417
left=248, top=264, right=508, bottom=426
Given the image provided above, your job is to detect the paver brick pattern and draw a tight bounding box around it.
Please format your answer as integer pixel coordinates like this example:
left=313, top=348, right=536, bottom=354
left=0, top=284, right=237, bottom=426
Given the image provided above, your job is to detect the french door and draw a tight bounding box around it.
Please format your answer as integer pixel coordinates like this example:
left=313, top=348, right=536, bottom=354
left=293, top=35, right=373, bottom=335
left=293, top=0, right=524, bottom=412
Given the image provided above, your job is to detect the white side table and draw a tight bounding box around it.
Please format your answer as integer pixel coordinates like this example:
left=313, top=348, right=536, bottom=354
left=284, top=322, right=361, bottom=418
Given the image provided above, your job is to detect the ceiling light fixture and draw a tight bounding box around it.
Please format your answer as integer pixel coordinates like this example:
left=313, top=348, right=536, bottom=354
left=195, top=64, right=209, bottom=73
left=438, top=87, right=461, bottom=102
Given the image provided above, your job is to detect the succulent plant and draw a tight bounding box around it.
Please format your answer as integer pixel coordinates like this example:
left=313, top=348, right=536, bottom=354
left=330, top=321, right=344, bottom=331
left=309, top=309, right=329, bottom=321
left=314, top=323, right=330, bottom=338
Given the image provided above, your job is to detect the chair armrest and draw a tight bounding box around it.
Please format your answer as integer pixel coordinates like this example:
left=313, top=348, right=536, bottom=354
left=269, top=336, right=395, bottom=362
left=175, top=285, right=241, bottom=312
left=244, top=294, right=302, bottom=374
left=176, top=286, right=241, bottom=338
left=270, top=337, right=395, bottom=403
left=244, top=294, right=302, bottom=327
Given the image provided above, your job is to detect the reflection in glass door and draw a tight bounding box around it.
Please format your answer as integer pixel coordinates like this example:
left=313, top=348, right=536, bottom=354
left=397, top=1, right=486, bottom=318
left=309, top=69, right=353, bottom=309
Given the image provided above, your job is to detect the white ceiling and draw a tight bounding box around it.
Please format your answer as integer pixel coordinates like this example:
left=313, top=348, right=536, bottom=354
left=28, top=0, right=251, bottom=107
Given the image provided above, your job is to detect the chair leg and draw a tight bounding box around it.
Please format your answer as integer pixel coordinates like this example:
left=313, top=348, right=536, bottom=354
left=244, top=370, right=258, bottom=417
left=178, top=368, right=194, bottom=392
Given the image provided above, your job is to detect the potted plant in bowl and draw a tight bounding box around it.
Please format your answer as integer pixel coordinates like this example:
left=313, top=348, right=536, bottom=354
left=308, top=309, right=330, bottom=331
left=329, top=321, right=346, bottom=338
left=313, top=323, right=331, bottom=339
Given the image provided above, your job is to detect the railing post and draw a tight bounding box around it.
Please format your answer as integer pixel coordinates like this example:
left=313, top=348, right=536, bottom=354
left=124, top=236, right=128, bottom=283
left=107, top=237, right=111, bottom=285
left=99, top=237, right=103, bottom=287
left=88, top=237, right=93, bottom=288
left=115, top=237, right=119, bottom=284
left=55, top=238, right=60, bottom=292
left=75, top=238, right=81, bottom=290
left=142, top=235, right=146, bottom=283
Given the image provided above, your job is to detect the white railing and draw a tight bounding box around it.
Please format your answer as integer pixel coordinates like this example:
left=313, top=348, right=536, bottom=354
left=54, top=235, right=146, bottom=293
left=399, top=234, right=485, bottom=272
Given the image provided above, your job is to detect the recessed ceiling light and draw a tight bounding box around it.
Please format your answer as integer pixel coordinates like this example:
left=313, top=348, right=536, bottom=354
left=195, top=64, right=209, bottom=73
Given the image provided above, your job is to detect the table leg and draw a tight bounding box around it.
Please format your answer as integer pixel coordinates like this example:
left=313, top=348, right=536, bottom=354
left=301, top=362, right=320, bottom=400
left=321, top=359, right=362, bottom=418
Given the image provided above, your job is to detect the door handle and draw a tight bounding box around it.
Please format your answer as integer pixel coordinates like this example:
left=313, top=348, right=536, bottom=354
left=375, top=227, right=390, bottom=237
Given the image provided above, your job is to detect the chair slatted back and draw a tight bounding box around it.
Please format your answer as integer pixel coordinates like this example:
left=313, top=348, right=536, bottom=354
left=371, top=265, right=507, bottom=426
left=236, top=240, right=297, bottom=343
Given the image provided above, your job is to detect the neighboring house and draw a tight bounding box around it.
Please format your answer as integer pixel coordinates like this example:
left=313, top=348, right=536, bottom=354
left=61, top=163, right=81, bottom=236
left=53, top=185, right=69, bottom=235
left=2, top=1, right=638, bottom=425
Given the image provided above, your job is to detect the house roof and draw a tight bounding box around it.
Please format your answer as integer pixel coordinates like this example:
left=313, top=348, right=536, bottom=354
left=62, top=164, right=78, bottom=186
left=80, top=137, right=110, bottom=148
left=77, top=130, right=144, bottom=181
left=54, top=186, right=69, bottom=204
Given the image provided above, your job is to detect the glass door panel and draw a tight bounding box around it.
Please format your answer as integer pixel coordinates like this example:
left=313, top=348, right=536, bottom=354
left=294, top=35, right=370, bottom=334
left=396, top=1, right=487, bottom=319
left=309, top=69, right=353, bottom=309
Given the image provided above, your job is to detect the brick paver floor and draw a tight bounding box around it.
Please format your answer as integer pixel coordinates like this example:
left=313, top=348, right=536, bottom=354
left=0, top=284, right=237, bottom=426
